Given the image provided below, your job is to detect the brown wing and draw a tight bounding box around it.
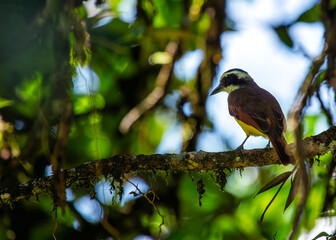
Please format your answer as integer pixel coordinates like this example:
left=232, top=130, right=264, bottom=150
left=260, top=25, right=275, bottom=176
left=229, top=104, right=271, bottom=133
left=228, top=86, right=286, bottom=136
left=272, top=108, right=287, bottom=134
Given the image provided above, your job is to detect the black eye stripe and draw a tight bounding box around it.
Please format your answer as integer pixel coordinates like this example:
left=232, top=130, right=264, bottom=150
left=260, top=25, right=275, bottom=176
left=223, top=73, right=249, bottom=87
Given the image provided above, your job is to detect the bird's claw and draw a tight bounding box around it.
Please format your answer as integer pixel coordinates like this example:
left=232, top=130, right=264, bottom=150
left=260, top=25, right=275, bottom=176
left=235, top=145, right=245, bottom=154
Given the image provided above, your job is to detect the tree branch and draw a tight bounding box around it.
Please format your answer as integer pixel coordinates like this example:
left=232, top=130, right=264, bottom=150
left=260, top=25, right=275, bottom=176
left=118, top=41, right=179, bottom=134
left=1, top=126, right=335, bottom=207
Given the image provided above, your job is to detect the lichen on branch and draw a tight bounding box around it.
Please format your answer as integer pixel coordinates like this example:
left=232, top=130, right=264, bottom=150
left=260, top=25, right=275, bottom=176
left=0, top=126, right=335, bottom=208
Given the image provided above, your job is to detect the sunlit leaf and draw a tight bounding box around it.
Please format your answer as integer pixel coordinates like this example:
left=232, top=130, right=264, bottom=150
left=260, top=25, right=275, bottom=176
left=197, top=13, right=211, bottom=33
left=0, top=98, right=13, bottom=108
left=15, top=73, right=42, bottom=102
left=141, top=0, right=155, bottom=19
left=152, top=0, right=183, bottom=28
left=256, top=171, right=292, bottom=196
left=14, top=73, right=43, bottom=117
left=304, top=182, right=326, bottom=229
left=149, top=51, right=172, bottom=65
left=73, top=94, right=105, bottom=115
left=303, top=115, right=320, bottom=137
left=297, top=4, right=320, bottom=23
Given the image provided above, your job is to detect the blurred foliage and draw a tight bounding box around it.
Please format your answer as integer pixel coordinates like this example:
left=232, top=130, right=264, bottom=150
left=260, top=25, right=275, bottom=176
left=0, top=0, right=335, bottom=240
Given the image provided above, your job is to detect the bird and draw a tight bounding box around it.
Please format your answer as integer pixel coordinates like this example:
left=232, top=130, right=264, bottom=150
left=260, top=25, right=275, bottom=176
left=210, top=68, right=295, bottom=165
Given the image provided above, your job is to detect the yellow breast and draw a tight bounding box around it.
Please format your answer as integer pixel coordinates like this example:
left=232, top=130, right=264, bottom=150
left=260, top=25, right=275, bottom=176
left=234, top=117, right=268, bottom=139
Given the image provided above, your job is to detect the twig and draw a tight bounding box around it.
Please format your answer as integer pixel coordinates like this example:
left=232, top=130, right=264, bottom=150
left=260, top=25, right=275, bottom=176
left=287, top=45, right=327, bottom=239
left=316, top=87, right=334, bottom=125
left=119, top=41, right=179, bottom=133
left=100, top=206, right=120, bottom=238
left=127, top=180, right=165, bottom=239
left=287, top=48, right=326, bottom=131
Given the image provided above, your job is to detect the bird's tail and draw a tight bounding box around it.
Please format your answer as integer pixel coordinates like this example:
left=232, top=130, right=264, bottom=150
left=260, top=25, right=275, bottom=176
left=269, top=135, right=295, bottom=165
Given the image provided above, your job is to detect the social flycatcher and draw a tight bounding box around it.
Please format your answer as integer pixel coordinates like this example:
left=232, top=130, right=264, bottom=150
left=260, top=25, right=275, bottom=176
left=210, top=68, right=294, bottom=165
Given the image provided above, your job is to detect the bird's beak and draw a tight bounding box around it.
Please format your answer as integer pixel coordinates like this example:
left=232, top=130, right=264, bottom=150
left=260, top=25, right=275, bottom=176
left=210, top=84, right=223, bottom=96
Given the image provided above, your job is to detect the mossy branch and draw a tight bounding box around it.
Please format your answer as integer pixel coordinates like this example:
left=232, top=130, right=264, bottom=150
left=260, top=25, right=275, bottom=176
left=1, top=126, right=335, bottom=207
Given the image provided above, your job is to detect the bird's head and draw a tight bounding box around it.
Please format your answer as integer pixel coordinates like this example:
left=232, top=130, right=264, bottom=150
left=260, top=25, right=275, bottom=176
left=210, top=68, right=255, bottom=95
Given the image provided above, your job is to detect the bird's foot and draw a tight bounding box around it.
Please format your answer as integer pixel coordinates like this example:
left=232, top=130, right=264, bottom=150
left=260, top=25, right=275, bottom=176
left=235, top=144, right=245, bottom=154
left=265, top=141, right=271, bottom=151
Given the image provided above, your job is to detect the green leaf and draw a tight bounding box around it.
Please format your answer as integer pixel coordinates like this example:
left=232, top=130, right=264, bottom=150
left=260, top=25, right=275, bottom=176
left=256, top=171, right=292, bottom=196
left=312, top=232, right=331, bottom=240
left=0, top=98, right=13, bottom=108
left=303, top=115, right=320, bottom=137
left=274, top=25, right=293, bottom=48
left=297, top=4, right=320, bottom=23
left=284, top=170, right=301, bottom=211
